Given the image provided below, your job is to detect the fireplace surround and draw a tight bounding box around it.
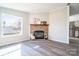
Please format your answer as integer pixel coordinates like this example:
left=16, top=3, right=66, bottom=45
left=30, top=24, right=48, bottom=39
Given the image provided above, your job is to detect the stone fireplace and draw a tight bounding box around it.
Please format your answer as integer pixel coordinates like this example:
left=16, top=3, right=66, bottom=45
left=30, top=24, right=48, bottom=39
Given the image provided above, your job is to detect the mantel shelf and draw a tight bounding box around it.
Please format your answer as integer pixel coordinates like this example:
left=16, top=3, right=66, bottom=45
left=30, top=24, right=49, bottom=26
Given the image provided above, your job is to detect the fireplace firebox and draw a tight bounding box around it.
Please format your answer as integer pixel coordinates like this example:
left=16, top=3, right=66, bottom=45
left=33, top=30, right=44, bottom=39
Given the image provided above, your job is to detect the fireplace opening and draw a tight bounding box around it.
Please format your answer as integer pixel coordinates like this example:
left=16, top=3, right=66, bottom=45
left=33, top=30, right=44, bottom=39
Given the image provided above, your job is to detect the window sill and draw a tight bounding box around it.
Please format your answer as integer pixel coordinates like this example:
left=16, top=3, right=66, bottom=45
left=0, top=33, right=23, bottom=38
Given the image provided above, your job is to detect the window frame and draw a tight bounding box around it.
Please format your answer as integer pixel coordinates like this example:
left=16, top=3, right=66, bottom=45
left=0, top=13, right=23, bottom=38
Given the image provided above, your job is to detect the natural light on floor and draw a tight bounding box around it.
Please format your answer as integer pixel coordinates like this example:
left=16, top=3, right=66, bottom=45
left=0, top=44, right=21, bottom=56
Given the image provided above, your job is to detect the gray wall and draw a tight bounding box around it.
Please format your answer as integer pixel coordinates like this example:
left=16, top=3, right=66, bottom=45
left=70, top=3, right=79, bottom=16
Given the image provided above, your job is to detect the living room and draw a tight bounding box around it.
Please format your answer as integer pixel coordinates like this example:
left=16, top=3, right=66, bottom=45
left=0, top=3, right=79, bottom=56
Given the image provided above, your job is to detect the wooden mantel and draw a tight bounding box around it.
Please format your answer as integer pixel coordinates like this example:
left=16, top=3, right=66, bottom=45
left=30, top=24, right=49, bottom=26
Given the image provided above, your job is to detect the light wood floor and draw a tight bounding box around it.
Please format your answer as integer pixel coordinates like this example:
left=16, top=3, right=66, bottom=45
left=0, top=39, right=79, bottom=56
left=21, top=39, right=69, bottom=56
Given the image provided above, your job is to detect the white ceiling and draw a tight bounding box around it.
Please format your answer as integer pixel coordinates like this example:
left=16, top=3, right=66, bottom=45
left=0, top=3, right=67, bottom=13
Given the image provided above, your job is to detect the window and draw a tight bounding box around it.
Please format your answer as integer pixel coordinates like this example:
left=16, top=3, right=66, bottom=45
left=0, top=13, right=23, bottom=37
